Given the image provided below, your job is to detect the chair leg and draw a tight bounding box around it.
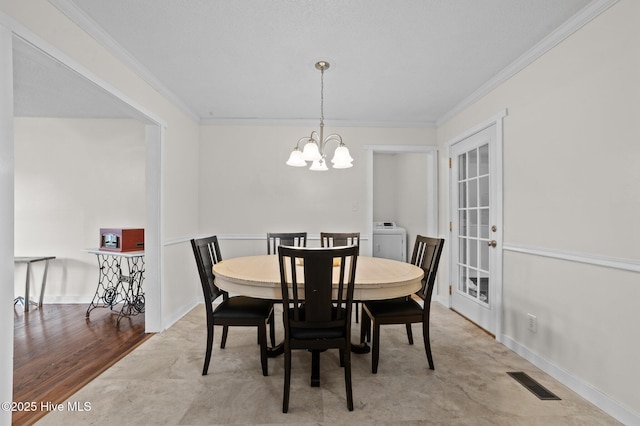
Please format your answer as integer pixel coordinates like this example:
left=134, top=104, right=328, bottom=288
left=406, top=323, right=414, bottom=345
left=283, top=346, right=291, bottom=413
left=372, top=322, right=380, bottom=374
left=343, top=347, right=354, bottom=411
left=203, top=317, right=214, bottom=376
left=422, top=321, right=434, bottom=370
left=360, top=308, right=371, bottom=344
left=220, top=325, right=229, bottom=349
left=269, top=312, right=276, bottom=347
left=355, top=301, right=359, bottom=323
left=258, top=323, right=269, bottom=376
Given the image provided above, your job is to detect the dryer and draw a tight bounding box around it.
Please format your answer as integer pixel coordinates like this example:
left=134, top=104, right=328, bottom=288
left=372, top=222, right=406, bottom=262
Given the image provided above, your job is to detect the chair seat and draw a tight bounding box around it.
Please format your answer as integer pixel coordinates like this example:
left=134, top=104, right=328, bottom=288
left=290, top=326, right=345, bottom=340
left=364, top=297, right=422, bottom=319
left=214, top=296, right=273, bottom=320
left=288, top=307, right=347, bottom=339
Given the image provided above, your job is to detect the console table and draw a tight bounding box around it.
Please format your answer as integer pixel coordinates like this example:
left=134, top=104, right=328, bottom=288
left=84, top=249, right=145, bottom=324
left=14, top=256, right=56, bottom=311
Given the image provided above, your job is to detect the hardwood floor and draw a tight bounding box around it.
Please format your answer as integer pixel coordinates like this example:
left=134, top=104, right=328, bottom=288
left=12, top=304, right=151, bottom=426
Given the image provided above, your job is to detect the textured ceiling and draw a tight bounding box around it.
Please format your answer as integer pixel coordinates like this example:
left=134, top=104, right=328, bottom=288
left=15, top=0, right=596, bottom=125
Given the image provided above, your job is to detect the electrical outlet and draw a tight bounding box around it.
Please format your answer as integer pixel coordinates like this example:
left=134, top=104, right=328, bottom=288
left=527, top=313, right=537, bottom=333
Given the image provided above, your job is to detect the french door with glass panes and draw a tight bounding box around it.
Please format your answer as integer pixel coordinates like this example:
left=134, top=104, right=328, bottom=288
left=450, top=124, right=501, bottom=335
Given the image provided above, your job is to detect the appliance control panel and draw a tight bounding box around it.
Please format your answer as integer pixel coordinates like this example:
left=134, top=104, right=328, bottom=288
left=374, top=221, right=396, bottom=229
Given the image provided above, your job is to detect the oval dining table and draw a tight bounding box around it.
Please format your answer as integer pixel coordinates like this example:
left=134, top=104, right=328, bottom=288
left=212, top=254, right=424, bottom=386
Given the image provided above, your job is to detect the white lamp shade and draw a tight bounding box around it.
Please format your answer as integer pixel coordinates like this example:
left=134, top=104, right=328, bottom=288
left=302, top=140, right=322, bottom=162
left=332, top=160, right=353, bottom=169
left=331, top=145, right=354, bottom=167
left=309, top=159, right=328, bottom=171
left=286, top=149, right=307, bottom=167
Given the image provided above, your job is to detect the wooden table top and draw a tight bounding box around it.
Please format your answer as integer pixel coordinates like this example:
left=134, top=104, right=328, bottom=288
left=212, top=254, right=424, bottom=300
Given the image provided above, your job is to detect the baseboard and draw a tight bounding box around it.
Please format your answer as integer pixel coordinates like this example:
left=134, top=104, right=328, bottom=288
left=39, top=296, right=202, bottom=334
left=161, top=298, right=201, bottom=331
left=41, top=295, right=91, bottom=304
left=500, top=335, right=639, bottom=426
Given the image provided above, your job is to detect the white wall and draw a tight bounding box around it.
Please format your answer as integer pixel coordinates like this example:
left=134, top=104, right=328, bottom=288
left=198, top=125, right=435, bottom=257
left=437, top=0, right=640, bottom=421
left=13, top=118, right=145, bottom=302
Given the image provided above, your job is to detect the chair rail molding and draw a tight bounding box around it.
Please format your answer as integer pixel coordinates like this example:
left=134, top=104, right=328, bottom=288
left=165, top=234, right=370, bottom=246
left=503, top=243, right=640, bottom=273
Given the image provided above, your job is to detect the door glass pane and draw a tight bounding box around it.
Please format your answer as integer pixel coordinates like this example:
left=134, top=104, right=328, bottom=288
left=468, top=179, right=478, bottom=208
left=467, top=269, right=477, bottom=298
left=480, top=208, right=489, bottom=239
left=479, top=275, right=489, bottom=303
left=479, top=176, right=489, bottom=207
left=468, top=148, right=478, bottom=178
left=459, top=237, right=467, bottom=265
left=480, top=242, right=489, bottom=271
left=479, top=144, right=489, bottom=176
left=469, top=209, right=478, bottom=238
left=459, top=181, right=467, bottom=209
left=458, top=266, right=467, bottom=293
left=459, top=210, right=467, bottom=236
left=469, top=239, right=478, bottom=268
left=459, top=153, right=467, bottom=180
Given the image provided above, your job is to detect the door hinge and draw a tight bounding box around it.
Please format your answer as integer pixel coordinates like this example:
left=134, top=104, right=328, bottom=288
left=449, top=285, right=452, bottom=295
left=449, top=221, right=453, bottom=232
left=449, top=157, right=452, bottom=168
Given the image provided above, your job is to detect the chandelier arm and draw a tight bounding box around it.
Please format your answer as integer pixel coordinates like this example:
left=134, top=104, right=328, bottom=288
left=293, top=136, right=310, bottom=150
left=319, top=134, right=344, bottom=150
left=309, top=131, right=320, bottom=143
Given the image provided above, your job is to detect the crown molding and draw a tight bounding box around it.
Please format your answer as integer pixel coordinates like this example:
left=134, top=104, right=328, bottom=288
left=437, top=0, right=620, bottom=126
left=199, top=117, right=436, bottom=128
left=49, top=0, right=200, bottom=124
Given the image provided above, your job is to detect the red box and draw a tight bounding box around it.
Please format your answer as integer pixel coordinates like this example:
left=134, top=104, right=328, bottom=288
left=100, top=228, right=145, bottom=252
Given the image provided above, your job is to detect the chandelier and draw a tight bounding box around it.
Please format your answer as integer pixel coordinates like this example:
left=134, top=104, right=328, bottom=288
left=286, top=61, right=353, bottom=171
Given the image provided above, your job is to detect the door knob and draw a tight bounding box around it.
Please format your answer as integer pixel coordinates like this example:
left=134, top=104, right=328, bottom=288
left=487, top=240, right=497, bottom=248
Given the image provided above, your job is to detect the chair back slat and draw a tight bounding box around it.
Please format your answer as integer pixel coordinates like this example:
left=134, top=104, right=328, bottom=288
left=320, top=232, right=360, bottom=248
left=191, top=236, right=225, bottom=304
left=267, top=232, right=307, bottom=254
left=279, top=245, right=358, bottom=330
left=410, top=235, right=445, bottom=301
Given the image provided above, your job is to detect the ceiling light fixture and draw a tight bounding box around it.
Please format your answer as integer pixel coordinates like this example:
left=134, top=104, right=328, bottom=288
left=286, top=61, right=353, bottom=171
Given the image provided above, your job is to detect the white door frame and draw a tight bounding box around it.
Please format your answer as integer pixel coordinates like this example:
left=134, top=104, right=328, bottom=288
left=364, top=145, right=439, bottom=257
left=446, top=110, right=506, bottom=341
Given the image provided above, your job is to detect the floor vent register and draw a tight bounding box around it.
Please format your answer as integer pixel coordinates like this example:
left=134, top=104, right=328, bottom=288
left=507, top=372, right=561, bottom=400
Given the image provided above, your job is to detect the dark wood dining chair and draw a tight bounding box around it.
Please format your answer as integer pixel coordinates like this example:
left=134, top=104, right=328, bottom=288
left=320, top=232, right=361, bottom=322
left=278, top=245, right=359, bottom=413
left=360, top=235, right=445, bottom=373
left=191, top=235, right=274, bottom=376
left=266, top=232, right=307, bottom=254
left=320, top=232, right=360, bottom=248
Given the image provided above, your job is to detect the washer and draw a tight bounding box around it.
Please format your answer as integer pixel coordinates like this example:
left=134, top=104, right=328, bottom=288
left=372, top=222, right=407, bottom=262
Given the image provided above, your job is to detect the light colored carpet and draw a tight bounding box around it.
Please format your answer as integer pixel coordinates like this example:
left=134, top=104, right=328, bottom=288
left=36, top=303, right=618, bottom=425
